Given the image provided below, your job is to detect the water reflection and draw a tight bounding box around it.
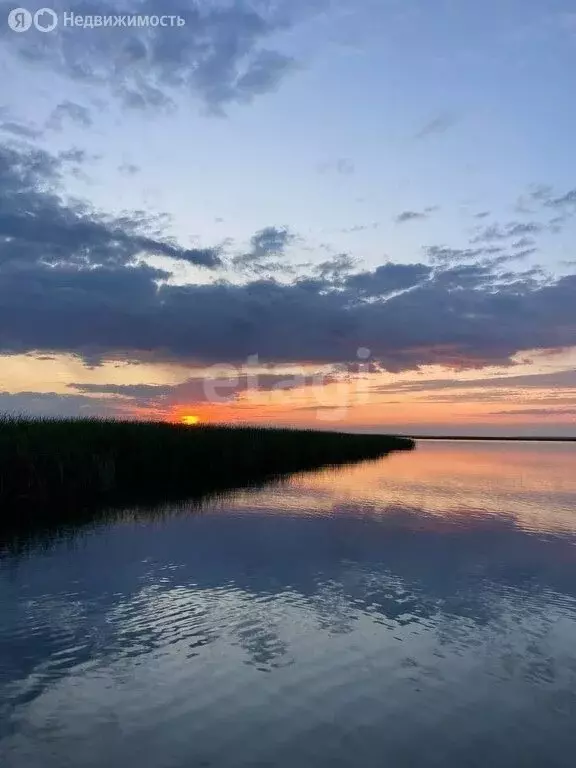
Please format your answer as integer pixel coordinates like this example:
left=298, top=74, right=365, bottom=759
left=1, top=441, right=576, bottom=767
left=233, top=440, right=576, bottom=532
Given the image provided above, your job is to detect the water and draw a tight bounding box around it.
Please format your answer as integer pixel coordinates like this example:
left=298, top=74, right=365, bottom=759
left=1, top=440, right=576, bottom=767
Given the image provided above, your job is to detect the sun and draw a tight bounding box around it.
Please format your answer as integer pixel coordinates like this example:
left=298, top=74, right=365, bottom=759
left=181, top=414, right=200, bottom=426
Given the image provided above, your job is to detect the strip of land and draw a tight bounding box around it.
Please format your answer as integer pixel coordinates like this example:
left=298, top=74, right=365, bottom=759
left=0, top=417, right=414, bottom=525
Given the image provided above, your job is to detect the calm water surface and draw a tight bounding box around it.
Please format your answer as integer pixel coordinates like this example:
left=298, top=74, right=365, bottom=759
left=1, top=441, right=576, bottom=767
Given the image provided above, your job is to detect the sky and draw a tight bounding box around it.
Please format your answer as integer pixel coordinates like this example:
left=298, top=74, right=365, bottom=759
left=0, top=0, right=575, bottom=435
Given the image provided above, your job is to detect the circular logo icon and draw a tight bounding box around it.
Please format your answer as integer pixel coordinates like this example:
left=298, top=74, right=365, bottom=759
left=33, top=7, right=57, bottom=32
left=8, top=7, right=32, bottom=32
left=357, top=347, right=371, bottom=360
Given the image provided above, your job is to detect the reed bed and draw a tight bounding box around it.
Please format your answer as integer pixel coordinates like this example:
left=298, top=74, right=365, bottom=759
left=0, top=416, right=414, bottom=528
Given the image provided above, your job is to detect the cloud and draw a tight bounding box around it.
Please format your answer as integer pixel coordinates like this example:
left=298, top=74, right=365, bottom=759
left=0, top=121, right=43, bottom=139
left=0, top=391, right=127, bottom=418
left=462, top=189, right=576, bottom=263
left=232, top=225, right=296, bottom=274
left=511, top=185, right=576, bottom=232
left=318, top=158, right=355, bottom=175
left=414, top=112, right=458, bottom=139
left=512, top=237, right=536, bottom=250
left=2, top=253, right=576, bottom=373
left=490, top=407, right=576, bottom=417
left=395, top=210, right=429, bottom=224
left=529, top=185, right=554, bottom=202
left=472, top=221, right=544, bottom=243
left=292, top=404, right=348, bottom=412
left=513, top=248, right=538, bottom=260
left=345, top=262, right=431, bottom=297
left=508, top=222, right=543, bottom=237
left=0, top=140, right=222, bottom=272
left=59, top=148, right=92, bottom=164
left=1, top=0, right=302, bottom=114
left=2, top=140, right=576, bottom=375
left=372, top=370, right=576, bottom=395
left=314, top=253, right=358, bottom=282
left=546, top=189, right=576, bottom=209
left=118, top=162, right=140, bottom=175
left=46, top=101, right=93, bottom=130
left=67, top=370, right=331, bottom=414
left=424, top=245, right=496, bottom=266
left=340, top=223, right=379, bottom=233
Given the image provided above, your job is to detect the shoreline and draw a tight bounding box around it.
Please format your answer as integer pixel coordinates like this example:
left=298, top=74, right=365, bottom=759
left=405, top=436, right=576, bottom=443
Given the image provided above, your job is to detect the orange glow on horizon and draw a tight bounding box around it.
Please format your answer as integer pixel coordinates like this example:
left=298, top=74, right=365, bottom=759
left=122, top=347, right=576, bottom=435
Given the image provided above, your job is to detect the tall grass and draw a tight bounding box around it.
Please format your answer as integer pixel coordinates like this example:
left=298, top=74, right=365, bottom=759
left=0, top=416, right=414, bottom=526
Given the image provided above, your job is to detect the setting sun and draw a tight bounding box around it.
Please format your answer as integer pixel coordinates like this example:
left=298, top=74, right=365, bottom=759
left=181, top=415, right=200, bottom=426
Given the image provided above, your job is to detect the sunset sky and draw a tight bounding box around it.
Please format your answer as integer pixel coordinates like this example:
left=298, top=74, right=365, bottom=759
left=1, top=0, right=576, bottom=435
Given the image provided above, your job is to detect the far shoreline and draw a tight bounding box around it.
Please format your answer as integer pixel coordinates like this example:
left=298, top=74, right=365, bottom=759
left=404, top=435, right=576, bottom=443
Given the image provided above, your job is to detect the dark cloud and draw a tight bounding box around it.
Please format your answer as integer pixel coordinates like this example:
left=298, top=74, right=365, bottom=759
left=46, top=101, right=93, bottom=130
left=345, top=262, right=431, bottom=297
left=0, top=140, right=222, bottom=271
left=1, top=141, right=576, bottom=375
left=1, top=0, right=302, bottom=114
left=232, top=226, right=296, bottom=274
left=2, top=251, right=576, bottom=373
